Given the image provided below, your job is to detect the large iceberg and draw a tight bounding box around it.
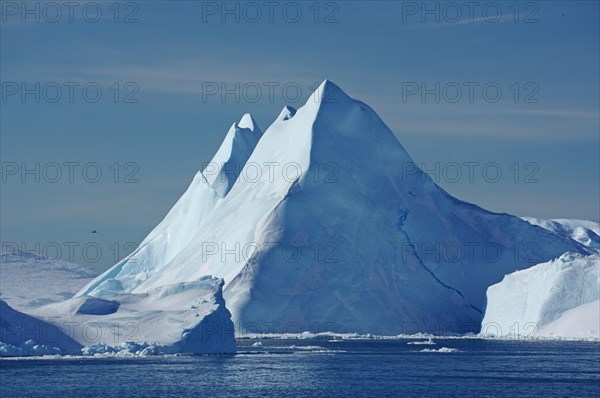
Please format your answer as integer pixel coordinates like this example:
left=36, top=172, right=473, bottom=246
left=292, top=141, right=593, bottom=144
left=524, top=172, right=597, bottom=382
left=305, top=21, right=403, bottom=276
left=481, top=252, right=600, bottom=339
left=76, top=80, right=590, bottom=335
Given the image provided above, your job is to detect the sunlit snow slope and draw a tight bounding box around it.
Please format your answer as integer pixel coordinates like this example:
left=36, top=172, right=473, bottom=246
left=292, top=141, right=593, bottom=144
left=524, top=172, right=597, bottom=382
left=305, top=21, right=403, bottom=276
left=1, top=247, right=236, bottom=354
left=522, top=218, right=600, bottom=249
left=37, top=277, right=236, bottom=354
left=482, top=252, right=599, bottom=339
left=77, top=80, right=590, bottom=335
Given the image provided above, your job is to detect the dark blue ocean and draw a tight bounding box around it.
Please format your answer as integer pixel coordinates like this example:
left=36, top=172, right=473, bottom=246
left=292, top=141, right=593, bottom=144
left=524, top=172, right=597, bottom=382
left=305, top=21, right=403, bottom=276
left=1, top=338, right=599, bottom=397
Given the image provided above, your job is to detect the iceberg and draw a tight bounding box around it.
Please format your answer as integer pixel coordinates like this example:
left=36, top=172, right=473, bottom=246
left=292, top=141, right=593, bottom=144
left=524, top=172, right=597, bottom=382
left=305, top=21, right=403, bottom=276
left=481, top=252, right=600, bottom=339
left=0, top=247, right=235, bottom=355
left=35, top=277, right=236, bottom=354
left=75, top=80, right=591, bottom=335
left=522, top=218, right=600, bottom=249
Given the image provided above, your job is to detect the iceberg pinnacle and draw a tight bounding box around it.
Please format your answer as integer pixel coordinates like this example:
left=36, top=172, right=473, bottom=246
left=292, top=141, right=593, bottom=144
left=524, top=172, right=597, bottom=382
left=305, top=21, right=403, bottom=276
left=305, top=79, right=353, bottom=112
left=204, top=113, right=262, bottom=197
left=237, top=113, right=261, bottom=134
left=78, top=80, right=590, bottom=335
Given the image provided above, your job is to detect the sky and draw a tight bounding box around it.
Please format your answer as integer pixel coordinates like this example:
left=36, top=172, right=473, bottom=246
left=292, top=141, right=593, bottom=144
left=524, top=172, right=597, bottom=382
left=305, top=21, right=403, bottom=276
left=1, top=0, right=599, bottom=270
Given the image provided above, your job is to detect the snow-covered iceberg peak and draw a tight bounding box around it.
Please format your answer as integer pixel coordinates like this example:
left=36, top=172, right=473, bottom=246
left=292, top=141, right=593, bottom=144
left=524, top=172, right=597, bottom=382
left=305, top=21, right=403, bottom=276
left=275, top=106, right=297, bottom=122
left=78, top=80, right=590, bottom=335
left=204, top=113, right=263, bottom=197
left=237, top=112, right=260, bottom=132
left=76, top=115, right=262, bottom=297
left=304, top=79, right=354, bottom=112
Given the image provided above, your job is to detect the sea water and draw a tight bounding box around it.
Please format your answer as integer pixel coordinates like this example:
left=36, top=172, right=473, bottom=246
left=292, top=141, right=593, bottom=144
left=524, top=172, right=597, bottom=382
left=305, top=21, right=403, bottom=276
left=1, top=338, right=598, bottom=397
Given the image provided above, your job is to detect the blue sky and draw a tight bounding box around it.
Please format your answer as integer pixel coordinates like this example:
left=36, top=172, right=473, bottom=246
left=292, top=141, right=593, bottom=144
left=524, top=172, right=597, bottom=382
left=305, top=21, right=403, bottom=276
left=1, top=1, right=599, bottom=270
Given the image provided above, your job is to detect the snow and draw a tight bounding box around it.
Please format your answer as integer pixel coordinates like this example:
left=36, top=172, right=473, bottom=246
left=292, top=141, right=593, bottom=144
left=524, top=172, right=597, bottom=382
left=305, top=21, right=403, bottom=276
left=81, top=342, right=160, bottom=357
left=481, top=219, right=600, bottom=340
left=537, top=300, right=599, bottom=339
left=407, top=337, right=436, bottom=345
left=0, top=299, right=82, bottom=357
left=0, top=245, right=97, bottom=310
left=76, top=113, right=262, bottom=298
left=76, top=79, right=591, bottom=336
left=420, top=347, right=460, bottom=353
left=481, top=253, right=600, bottom=339
left=0, top=340, right=61, bottom=357
left=203, top=113, right=263, bottom=197
left=276, top=105, right=297, bottom=121
left=0, top=245, right=235, bottom=355
left=35, top=278, right=236, bottom=354
left=522, top=218, right=600, bottom=249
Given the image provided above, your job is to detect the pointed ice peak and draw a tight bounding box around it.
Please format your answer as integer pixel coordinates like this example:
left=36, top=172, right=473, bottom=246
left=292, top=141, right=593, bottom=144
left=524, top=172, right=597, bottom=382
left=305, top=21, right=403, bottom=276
left=318, top=78, right=334, bottom=90
left=307, top=79, right=352, bottom=108
left=204, top=115, right=263, bottom=198
left=237, top=113, right=260, bottom=133
left=276, top=106, right=297, bottom=122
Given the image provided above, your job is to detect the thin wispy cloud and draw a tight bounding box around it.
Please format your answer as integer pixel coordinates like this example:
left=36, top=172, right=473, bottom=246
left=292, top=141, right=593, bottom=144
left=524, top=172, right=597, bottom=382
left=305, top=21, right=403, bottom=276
left=496, top=108, right=600, bottom=119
